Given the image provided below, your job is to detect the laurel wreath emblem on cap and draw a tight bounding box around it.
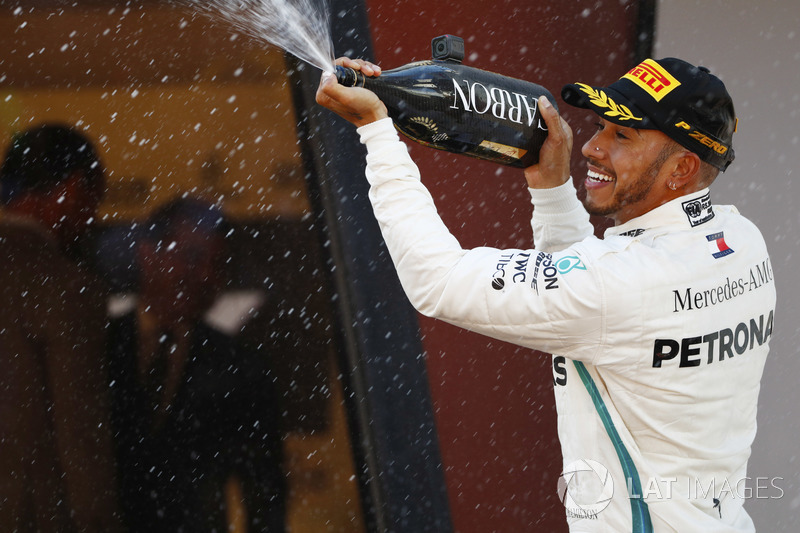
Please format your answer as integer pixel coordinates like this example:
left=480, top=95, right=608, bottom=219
left=576, top=83, right=642, bottom=122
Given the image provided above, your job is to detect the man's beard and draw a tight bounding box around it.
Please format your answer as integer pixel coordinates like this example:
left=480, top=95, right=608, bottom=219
left=582, top=144, right=677, bottom=218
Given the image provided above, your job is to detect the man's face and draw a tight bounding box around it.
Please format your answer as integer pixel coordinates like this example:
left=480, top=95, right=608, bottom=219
left=45, top=172, right=103, bottom=245
left=580, top=118, right=678, bottom=225
left=138, top=222, right=225, bottom=329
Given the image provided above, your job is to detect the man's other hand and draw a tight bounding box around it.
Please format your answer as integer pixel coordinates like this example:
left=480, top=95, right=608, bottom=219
left=524, top=95, right=573, bottom=189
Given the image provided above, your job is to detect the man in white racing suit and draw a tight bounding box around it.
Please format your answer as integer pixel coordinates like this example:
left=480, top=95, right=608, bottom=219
left=316, top=57, right=776, bottom=532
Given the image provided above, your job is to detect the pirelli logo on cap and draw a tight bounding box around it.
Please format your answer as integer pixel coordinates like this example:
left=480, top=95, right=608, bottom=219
left=622, top=59, right=681, bottom=102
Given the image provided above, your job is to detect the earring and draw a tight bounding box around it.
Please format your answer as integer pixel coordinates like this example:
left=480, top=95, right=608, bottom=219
left=668, top=182, right=678, bottom=191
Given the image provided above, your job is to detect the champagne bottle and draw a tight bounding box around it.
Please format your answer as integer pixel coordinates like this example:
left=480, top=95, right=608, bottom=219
left=334, top=35, right=556, bottom=168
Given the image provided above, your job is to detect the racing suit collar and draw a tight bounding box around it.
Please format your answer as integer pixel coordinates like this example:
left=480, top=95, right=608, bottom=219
left=605, top=188, right=712, bottom=238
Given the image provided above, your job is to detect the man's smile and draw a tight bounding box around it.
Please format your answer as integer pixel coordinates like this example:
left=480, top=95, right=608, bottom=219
left=586, top=169, right=614, bottom=183
left=585, top=164, right=616, bottom=190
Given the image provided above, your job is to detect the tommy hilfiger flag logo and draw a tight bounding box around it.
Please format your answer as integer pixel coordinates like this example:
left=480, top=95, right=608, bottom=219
left=706, top=232, right=734, bottom=258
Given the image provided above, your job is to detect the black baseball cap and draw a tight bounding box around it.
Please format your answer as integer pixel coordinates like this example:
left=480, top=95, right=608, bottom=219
left=561, top=58, right=737, bottom=171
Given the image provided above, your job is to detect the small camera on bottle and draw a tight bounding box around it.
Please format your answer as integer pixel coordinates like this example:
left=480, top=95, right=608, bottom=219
left=431, top=35, right=465, bottom=63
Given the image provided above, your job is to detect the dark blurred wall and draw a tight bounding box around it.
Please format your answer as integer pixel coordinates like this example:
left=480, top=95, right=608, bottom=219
left=363, top=1, right=644, bottom=531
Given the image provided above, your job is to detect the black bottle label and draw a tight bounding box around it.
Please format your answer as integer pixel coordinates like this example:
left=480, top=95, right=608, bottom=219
left=450, top=78, right=546, bottom=131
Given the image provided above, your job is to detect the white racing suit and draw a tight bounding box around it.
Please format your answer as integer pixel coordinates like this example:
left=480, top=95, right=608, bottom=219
left=358, top=118, right=776, bottom=532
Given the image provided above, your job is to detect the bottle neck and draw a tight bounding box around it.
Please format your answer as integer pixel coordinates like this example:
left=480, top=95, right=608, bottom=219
left=334, top=65, right=367, bottom=88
